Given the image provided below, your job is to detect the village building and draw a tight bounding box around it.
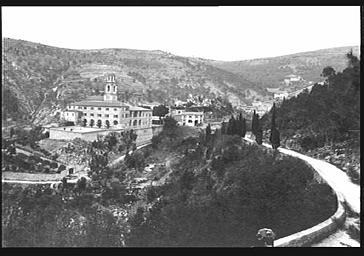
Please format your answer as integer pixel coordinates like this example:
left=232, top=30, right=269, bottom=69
left=170, top=108, right=204, bottom=127
left=62, top=74, right=152, bottom=129
left=51, top=74, right=160, bottom=145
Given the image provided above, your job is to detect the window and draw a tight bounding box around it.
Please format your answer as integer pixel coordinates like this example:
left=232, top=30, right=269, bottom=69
left=113, top=86, right=116, bottom=92
left=188, top=120, right=192, bottom=123
left=97, top=114, right=101, bottom=117
left=126, top=114, right=128, bottom=118
left=133, top=120, right=138, bottom=126
left=107, top=85, right=110, bottom=92
left=98, top=107, right=102, bottom=110
left=78, top=106, right=81, bottom=109
left=114, top=120, right=118, bottom=125
left=72, top=113, right=74, bottom=116
left=66, top=113, right=69, bottom=116
left=114, top=108, right=117, bottom=111
left=105, top=114, right=109, bottom=117
left=189, top=116, right=192, bottom=118
left=129, top=120, right=132, bottom=126
left=114, top=115, right=118, bottom=118
left=84, top=113, right=87, bottom=116
left=84, top=107, right=87, bottom=109
left=91, top=107, right=94, bottom=110
left=106, top=108, right=109, bottom=111
left=139, top=120, right=141, bottom=125
left=90, top=113, right=94, bottom=117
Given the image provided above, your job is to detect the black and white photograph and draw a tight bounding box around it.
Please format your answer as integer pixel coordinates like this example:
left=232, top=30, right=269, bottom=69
left=1, top=6, right=360, bottom=247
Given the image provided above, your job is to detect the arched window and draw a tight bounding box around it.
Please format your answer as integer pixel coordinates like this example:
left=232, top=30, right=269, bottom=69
left=113, top=120, right=118, bottom=125
left=113, top=86, right=116, bottom=92
left=107, top=85, right=110, bottom=92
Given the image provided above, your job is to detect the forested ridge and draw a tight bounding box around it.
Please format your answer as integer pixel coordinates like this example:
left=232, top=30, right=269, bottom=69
left=261, top=51, right=360, bottom=183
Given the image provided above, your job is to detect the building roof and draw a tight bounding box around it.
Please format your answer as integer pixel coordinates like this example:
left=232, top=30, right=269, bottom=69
left=65, top=109, right=83, bottom=113
left=123, top=103, right=152, bottom=111
left=70, top=100, right=127, bottom=107
left=129, top=106, right=152, bottom=111
left=86, top=95, right=104, bottom=101
left=174, top=111, right=204, bottom=115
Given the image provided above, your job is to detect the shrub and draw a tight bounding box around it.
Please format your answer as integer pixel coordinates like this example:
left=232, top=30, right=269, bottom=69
left=50, top=162, right=58, bottom=169
left=58, top=165, right=66, bottom=172
left=43, top=160, right=51, bottom=166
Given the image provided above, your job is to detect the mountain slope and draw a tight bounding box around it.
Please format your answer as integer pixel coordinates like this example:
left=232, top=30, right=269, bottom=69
left=2, top=38, right=264, bottom=125
left=208, top=46, right=360, bottom=90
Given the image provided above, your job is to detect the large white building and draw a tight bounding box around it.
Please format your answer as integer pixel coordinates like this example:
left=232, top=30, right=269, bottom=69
left=53, top=74, right=159, bottom=144
left=63, top=74, right=152, bottom=129
left=170, top=108, right=204, bottom=127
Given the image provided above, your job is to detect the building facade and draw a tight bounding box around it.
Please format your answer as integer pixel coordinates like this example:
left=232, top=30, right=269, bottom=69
left=63, top=74, right=152, bottom=130
left=171, top=108, right=204, bottom=127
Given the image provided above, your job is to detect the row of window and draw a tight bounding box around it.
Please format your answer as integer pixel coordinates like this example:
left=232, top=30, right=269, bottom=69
left=84, top=113, right=119, bottom=118
left=82, top=118, right=150, bottom=127
left=83, top=119, right=119, bottom=126
left=181, top=115, right=202, bottom=119
left=73, top=106, right=122, bottom=111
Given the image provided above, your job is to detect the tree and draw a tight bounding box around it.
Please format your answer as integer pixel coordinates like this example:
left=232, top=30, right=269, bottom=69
left=153, top=105, right=169, bottom=122
left=97, top=120, right=102, bottom=128
left=321, top=66, right=336, bottom=79
left=10, top=127, right=15, bottom=138
left=163, top=116, right=178, bottom=140
left=254, top=113, right=263, bottom=145
left=270, top=104, right=280, bottom=150
left=241, top=118, right=246, bottom=138
left=205, top=123, right=212, bottom=142
left=227, top=115, right=235, bottom=135
left=105, top=120, right=110, bottom=129
left=321, top=66, right=336, bottom=89
left=251, top=110, right=258, bottom=136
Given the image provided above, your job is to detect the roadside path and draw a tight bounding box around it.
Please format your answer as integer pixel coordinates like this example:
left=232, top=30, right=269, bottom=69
left=244, top=137, right=360, bottom=247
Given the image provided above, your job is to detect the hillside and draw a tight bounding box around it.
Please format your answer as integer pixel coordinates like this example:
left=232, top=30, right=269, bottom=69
left=261, top=51, right=360, bottom=184
left=208, top=46, right=360, bottom=90
left=2, top=38, right=265, bottom=126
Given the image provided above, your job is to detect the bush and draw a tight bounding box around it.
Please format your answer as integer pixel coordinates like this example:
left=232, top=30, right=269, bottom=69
left=58, top=165, right=66, bottom=172
left=50, top=162, right=58, bottom=169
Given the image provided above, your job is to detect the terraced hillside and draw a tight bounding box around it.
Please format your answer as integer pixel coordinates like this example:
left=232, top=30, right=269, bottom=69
left=2, top=38, right=265, bottom=126
left=208, top=46, right=360, bottom=90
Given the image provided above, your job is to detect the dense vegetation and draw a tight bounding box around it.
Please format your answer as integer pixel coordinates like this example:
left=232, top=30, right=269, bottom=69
left=261, top=51, right=360, bottom=183
left=2, top=118, right=337, bottom=247
left=124, top=122, right=336, bottom=247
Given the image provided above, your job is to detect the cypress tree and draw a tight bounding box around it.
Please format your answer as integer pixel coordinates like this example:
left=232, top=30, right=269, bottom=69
left=242, top=118, right=246, bottom=138
left=205, top=123, right=212, bottom=141
left=270, top=103, right=280, bottom=149
left=237, top=113, right=243, bottom=137
left=251, top=110, right=257, bottom=136
left=255, top=114, right=263, bottom=145
left=227, top=116, right=235, bottom=135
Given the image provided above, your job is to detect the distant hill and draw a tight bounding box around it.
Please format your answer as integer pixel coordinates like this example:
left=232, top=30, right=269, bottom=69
left=208, top=46, right=360, bottom=90
left=2, top=38, right=265, bottom=125
left=2, top=38, right=359, bottom=126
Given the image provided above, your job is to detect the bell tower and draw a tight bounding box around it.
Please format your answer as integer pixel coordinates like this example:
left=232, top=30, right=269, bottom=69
left=104, top=73, right=118, bottom=102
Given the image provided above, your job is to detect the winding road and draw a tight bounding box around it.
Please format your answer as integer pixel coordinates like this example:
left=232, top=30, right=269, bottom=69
left=244, top=137, right=360, bottom=247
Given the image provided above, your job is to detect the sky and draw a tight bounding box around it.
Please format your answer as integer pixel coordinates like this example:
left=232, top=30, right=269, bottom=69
left=2, top=6, right=361, bottom=61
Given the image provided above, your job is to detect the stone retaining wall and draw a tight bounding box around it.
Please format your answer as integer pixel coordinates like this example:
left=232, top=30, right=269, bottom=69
left=274, top=167, right=346, bottom=247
